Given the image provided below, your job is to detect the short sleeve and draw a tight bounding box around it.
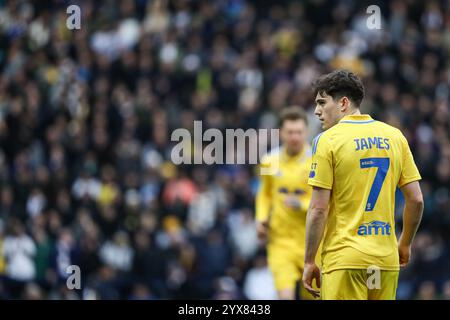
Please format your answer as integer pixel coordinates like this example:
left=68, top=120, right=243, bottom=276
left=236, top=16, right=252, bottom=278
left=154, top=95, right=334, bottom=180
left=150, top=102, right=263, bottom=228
left=398, top=134, right=421, bottom=187
left=308, top=133, right=333, bottom=190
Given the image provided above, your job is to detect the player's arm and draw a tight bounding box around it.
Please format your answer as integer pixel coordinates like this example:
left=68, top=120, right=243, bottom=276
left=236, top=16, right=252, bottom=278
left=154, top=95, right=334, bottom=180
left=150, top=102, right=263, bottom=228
left=303, top=133, right=333, bottom=298
left=255, top=160, right=273, bottom=240
left=397, top=133, right=423, bottom=267
left=398, top=181, right=423, bottom=267
left=305, top=187, right=330, bottom=264
left=302, top=186, right=330, bottom=297
left=305, top=133, right=333, bottom=262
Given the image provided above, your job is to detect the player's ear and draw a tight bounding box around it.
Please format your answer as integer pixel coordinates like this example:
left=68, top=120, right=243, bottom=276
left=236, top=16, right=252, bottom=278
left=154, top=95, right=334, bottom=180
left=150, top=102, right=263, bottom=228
left=340, top=97, right=349, bottom=112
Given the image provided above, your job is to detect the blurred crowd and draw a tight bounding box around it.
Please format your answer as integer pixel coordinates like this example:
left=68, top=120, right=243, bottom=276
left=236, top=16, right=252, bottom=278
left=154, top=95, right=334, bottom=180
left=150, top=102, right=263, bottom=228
left=0, top=0, right=449, bottom=300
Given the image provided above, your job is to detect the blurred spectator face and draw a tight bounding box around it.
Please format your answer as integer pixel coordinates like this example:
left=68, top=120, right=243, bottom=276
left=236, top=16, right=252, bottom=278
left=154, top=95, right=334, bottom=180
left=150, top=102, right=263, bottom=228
left=23, top=283, right=43, bottom=300
left=114, top=231, right=130, bottom=247
left=140, top=212, right=157, bottom=233
left=11, top=220, right=25, bottom=236
left=214, top=276, right=239, bottom=300
left=1, top=187, right=13, bottom=206
left=99, top=265, right=116, bottom=281
left=134, top=230, right=150, bottom=250
left=26, top=188, right=46, bottom=218
left=56, top=189, right=71, bottom=210
left=130, top=284, right=153, bottom=300
left=437, top=159, right=450, bottom=183
left=33, top=227, right=47, bottom=244
left=254, top=254, right=267, bottom=269
left=48, top=210, right=63, bottom=235
left=417, top=281, right=437, bottom=300
left=59, top=228, right=74, bottom=247
left=35, top=166, right=50, bottom=186
left=443, top=281, right=450, bottom=300
left=101, top=205, right=117, bottom=222
left=280, top=119, right=307, bottom=155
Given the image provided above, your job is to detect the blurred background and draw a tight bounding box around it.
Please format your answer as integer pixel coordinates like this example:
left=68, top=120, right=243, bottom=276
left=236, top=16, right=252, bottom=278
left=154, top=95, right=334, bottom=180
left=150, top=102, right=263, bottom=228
left=0, top=0, right=449, bottom=300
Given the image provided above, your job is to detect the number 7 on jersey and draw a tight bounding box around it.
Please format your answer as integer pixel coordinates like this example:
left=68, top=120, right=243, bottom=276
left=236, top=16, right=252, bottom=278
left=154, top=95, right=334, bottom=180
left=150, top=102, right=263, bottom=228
left=360, top=157, right=390, bottom=212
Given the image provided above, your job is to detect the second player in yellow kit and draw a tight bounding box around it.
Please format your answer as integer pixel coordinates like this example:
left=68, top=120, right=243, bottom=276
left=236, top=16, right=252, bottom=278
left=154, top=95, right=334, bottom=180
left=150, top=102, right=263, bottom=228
left=258, top=144, right=312, bottom=295
left=256, top=107, right=320, bottom=300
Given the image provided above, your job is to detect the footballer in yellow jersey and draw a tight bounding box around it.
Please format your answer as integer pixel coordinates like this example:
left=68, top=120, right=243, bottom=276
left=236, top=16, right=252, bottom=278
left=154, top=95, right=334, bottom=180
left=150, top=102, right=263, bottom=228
left=256, top=106, right=320, bottom=300
left=302, top=70, right=424, bottom=300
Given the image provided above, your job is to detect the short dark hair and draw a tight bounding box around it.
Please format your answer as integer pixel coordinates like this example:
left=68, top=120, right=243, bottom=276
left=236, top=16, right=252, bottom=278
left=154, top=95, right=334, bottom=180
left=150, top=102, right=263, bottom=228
left=279, top=106, right=308, bottom=127
left=312, top=70, right=365, bottom=107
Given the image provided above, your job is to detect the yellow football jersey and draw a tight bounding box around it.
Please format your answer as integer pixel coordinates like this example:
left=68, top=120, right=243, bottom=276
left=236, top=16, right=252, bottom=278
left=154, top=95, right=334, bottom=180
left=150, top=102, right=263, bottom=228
left=308, top=114, right=421, bottom=273
left=256, top=145, right=312, bottom=246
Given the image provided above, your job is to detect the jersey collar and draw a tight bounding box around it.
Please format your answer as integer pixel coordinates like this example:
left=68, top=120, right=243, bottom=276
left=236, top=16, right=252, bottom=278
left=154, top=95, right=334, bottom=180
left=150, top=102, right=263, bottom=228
left=339, top=114, right=375, bottom=124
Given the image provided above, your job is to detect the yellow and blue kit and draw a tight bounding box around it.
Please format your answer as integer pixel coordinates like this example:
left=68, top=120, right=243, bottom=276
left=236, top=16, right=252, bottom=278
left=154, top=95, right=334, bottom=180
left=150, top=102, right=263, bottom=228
left=308, top=114, right=421, bottom=300
left=256, top=144, right=320, bottom=299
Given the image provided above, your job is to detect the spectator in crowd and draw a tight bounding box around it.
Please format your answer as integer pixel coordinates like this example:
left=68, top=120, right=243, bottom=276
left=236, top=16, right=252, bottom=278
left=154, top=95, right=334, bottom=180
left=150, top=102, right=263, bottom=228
left=2, top=219, right=36, bottom=296
left=442, top=280, right=450, bottom=300
left=243, top=252, right=277, bottom=300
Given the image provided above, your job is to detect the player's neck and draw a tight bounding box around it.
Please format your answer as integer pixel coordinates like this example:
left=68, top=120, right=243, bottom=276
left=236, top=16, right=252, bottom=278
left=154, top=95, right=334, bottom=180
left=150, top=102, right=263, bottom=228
left=285, top=145, right=303, bottom=158
left=337, top=108, right=362, bottom=122
left=345, top=109, right=361, bottom=117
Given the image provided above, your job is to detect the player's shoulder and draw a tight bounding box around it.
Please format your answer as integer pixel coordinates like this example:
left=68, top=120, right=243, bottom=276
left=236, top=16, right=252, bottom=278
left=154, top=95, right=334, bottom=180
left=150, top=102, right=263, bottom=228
left=311, top=130, right=330, bottom=155
left=372, top=120, right=406, bottom=140
left=311, top=126, right=340, bottom=154
left=303, top=144, right=313, bottom=158
left=260, top=146, right=282, bottom=165
left=372, top=119, right=397, bottom=130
